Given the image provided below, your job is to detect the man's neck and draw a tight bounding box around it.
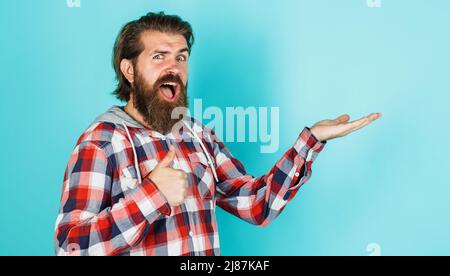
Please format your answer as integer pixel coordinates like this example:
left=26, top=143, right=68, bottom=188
left=124, top=101, right=152, bottom=130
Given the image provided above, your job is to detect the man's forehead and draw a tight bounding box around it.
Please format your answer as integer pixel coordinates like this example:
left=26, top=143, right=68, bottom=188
left=141, top=31, right=188, bottom=52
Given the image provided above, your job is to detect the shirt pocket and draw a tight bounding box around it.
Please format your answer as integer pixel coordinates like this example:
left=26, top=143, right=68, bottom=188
left=188, top=151, right=215, bottom=200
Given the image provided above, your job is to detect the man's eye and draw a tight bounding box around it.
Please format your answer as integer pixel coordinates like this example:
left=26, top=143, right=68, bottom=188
left=177, top=55, right=187, bottom=62
left=153, top=54, right=163, bottom=60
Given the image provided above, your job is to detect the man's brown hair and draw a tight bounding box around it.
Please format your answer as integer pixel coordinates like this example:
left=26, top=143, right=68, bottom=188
left=112, top=12, right=194, bottom=101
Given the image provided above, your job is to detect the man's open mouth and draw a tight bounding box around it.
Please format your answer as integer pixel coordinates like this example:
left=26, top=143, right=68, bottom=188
left=158, top=82, right=180, bottom=102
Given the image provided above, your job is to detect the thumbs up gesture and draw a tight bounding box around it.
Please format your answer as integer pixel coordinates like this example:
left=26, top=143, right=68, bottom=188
left=149, top=145, right=188, bottom=207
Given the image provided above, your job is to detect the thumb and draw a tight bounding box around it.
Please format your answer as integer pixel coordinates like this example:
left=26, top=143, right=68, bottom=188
left=157, top=145, right=176, bottom=168
left=335, top=114, right=350, bottom=123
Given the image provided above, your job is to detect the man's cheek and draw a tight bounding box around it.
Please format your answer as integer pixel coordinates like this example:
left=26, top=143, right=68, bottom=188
left=182, top=73, right=188, bottom=86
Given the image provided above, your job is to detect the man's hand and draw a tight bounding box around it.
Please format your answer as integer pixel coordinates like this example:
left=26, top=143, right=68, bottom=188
left=310, top=112, right=382, bottom=142
left=149, top=145, right=188, bottom=207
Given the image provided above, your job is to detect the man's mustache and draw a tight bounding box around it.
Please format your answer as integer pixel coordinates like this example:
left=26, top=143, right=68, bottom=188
left=154, top=74, right=185, bottom=89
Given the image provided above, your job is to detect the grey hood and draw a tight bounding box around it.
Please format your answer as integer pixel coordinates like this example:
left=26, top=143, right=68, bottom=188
left=94, top=106, right=144, bottom=128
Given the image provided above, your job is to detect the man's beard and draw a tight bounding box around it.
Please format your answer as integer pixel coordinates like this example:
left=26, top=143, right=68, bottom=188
left=132, top=71, right=188, bottom=135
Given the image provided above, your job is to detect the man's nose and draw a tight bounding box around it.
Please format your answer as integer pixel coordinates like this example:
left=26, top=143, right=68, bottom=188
left=163, top=60, right=181, bottom=76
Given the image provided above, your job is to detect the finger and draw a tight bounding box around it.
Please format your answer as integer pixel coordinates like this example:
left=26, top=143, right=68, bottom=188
left=335, top=114, right=350, bottom=124
left=368, top=112, right=382, bottom=121
left=347, top=112, right=381, bottom=128
left=175, top=169, right=187, bottom=179
left=340, top=113, right=381, bottom=135
left=157, top=145, right=176, bottom=168
left=343, top=118, right=371, bottom=135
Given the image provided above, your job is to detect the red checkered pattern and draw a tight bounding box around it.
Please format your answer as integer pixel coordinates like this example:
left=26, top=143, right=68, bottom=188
left=54, top=113, right=325, bottom=256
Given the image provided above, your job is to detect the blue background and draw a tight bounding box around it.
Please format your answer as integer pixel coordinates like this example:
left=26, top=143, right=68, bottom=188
left=1, top=0, right=449, bottom=256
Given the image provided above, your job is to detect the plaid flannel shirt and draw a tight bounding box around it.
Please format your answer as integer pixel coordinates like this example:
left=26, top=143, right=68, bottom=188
left=54, top=106, right=325, bottom=256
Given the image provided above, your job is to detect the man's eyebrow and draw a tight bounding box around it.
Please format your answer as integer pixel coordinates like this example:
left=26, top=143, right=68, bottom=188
left=151, top=50, right=170, bottom=55
left=178, top=47, right=190, bottom=54
left=151, top=48, right=190, bottom=55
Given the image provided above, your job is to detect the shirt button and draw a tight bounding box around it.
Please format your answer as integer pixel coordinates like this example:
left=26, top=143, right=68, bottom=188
left=294, top=172, right=300, bottom=177
left=67, top=243, right=80, bottom=256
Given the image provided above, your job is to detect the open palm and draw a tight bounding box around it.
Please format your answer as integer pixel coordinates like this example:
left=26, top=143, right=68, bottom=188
left=310, top=113, right=382, bottom=142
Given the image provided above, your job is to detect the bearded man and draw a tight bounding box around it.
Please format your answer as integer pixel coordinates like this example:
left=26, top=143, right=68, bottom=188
left=54, top=12, right=381, bottom=256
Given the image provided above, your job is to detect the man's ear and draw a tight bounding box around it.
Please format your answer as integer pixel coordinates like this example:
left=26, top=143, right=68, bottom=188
left=120, top=59, right=135, bottom=84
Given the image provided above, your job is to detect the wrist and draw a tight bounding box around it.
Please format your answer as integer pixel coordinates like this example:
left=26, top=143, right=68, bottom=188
left=308, top=126, right=322, bottom=142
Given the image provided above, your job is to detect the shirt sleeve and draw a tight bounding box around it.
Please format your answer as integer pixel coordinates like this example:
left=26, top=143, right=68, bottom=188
left=211, top=127, right=325, bottom=227
left=54, top=141, right=171, bottom=256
